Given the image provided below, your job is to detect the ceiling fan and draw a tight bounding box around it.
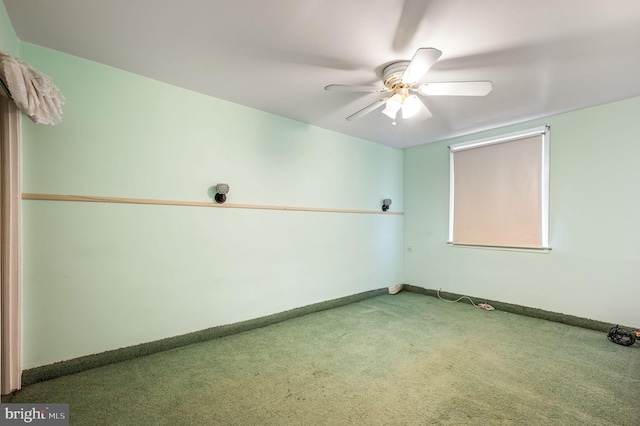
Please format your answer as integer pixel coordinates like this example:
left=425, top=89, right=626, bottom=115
left=325, top=48, right=493, bottom=123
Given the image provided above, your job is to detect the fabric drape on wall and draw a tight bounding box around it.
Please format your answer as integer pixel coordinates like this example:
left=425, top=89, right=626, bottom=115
left=0, top=93, right=22, bottom=395
left=0, top=50, right=66, bottom=125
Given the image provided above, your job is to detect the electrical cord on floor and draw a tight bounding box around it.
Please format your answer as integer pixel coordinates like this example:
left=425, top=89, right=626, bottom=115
left=607, top=325, right=637, bottom=346
left=437, top=288, right=494, bottom=311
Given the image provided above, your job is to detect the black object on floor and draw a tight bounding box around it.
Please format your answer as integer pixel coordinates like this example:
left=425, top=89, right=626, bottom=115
left=607, top=325, right=637, bottom=346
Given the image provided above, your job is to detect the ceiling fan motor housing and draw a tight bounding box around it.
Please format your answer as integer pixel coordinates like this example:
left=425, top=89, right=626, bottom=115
left=383, top=61, right=410, bottom=89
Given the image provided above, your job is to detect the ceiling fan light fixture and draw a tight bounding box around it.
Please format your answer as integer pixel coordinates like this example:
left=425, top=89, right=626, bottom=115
left=387, top=94, right=403, bottom=109
left=401, top=95, right=421, bottom=119
left=382, top=107, right=397, bottom=120
left=382, top=94, right=402, bottom=119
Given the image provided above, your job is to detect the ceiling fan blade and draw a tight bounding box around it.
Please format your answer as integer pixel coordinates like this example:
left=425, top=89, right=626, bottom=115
left=401, top=48, right=442, bottom=85
left=324, top=84, right=384, bottom=93
left=346, top=97, right=390, bottom=121
left=418, top=81, right=493, bottom=96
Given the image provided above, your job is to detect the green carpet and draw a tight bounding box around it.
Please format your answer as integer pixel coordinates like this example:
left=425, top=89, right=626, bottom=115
left=3, top=292, right=639, bottom=425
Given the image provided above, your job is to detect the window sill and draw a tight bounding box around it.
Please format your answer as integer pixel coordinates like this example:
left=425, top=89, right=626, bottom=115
left=447, top=242, right=551, bottom=254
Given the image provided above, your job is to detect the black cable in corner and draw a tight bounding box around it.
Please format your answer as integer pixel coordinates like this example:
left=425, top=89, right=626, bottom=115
left=607, top=325, right=637, bottom=346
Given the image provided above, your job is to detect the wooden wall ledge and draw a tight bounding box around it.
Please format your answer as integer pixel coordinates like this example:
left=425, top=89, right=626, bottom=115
left=22, top=193, right=403, bottom=216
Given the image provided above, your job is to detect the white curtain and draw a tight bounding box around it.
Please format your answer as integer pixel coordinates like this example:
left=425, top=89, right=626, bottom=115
left=0, top=93, right=22, bottom=394
left=0, top=50, right=66, bottom=125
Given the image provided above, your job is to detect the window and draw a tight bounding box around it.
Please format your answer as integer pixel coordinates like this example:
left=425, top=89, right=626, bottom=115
left=448, top=126, right=550, bottom=250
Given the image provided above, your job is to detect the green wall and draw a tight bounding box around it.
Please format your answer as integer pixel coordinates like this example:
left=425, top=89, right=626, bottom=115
left=404, top=96, right=640, bottom=328
left=19, top=44, right=404, bottom=369
left=0, top=1, right=18, bottom=56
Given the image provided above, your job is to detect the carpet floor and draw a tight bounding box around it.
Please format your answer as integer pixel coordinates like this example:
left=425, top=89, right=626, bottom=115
left=3, top=292, right=639, bottom=425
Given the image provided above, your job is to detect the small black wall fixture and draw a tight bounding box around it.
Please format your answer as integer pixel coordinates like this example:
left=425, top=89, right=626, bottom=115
left=215, top=183, right=229, bottom=204
left=382, top=199, right=392, bottom=212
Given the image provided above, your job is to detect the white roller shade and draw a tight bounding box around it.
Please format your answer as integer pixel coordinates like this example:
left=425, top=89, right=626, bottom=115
left=449, top=127, right=549, bottom=249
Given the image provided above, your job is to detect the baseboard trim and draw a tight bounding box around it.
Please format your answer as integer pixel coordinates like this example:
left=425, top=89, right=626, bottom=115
left=21, top=286, right=614, bottom=387
left=403, top=285, right=615, bottom=332
left=21, top=288, right=387, bottom=387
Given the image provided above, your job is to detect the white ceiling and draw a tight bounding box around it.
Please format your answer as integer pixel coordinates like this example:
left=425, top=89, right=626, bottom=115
left=4, top=0, right=640, bottom=149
